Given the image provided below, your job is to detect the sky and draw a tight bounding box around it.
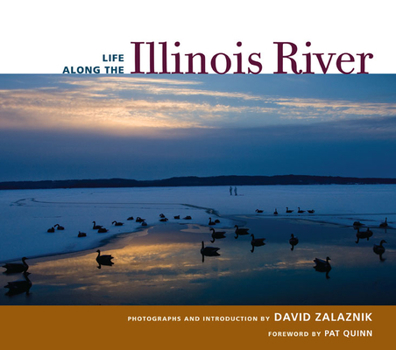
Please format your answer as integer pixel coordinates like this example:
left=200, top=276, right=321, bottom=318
left=0, top=74, right=396, bottom=181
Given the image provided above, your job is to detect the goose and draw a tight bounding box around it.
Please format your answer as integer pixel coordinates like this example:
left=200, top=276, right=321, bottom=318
left=214, top=219, right=220, bottom=224
left=289, top=234, right=299, bottom=251
left=313, top=257, right=331, bottom=271
left=313, top=257, right=331, bottom=278
left=298, top=207, right=305, bottom=214
left=136, top=217, right=145, bottom=223
left=250, top=234, right=266, bottom=252
left=234, top=225, right=249, bottom=239
left=174, top=215, right=180, bottom=219
left=208, top=217, right=216, bottom=226
left=141, top=221, right=148, bottom=227
left=273, top=208, right=278, bottom=215
left=353, top=221, right=364, bottom=227
left=286, top=207, right=293, bottom=213
left=54, top=224, right=64, bottom=230
left=96, top=250, right=114, bottom=267
left=97, top=227, right=108, bottom=233
left=255, top=209, right=263, bottom=213
left=112, top=221, right=124, bottom=226
left=78, top=231, right=87, bottom=237
left=200, top=241, right=220, bottom=262
left=47, top=226, right=55, bottom=233
left=183, top=216, right=192, bottom=220
left=2, top=257, right=29, bottom=273
left=379, top=218, right=388, bottom=228
left=4, top=272, right=32, bottom=296
left=251, top=234, right=265, bottom=245
left=127, top=216, right=134, bottom=221
left=92, top=221, right=103, bottom=229
left=373, top=240, right=387, bottom=255
left=210, top=228, right=226, bottom=242
left=355, top=227, right=373, bottom=243
left=307, top=209, right=315, bottom=214
left=159, top=213, right=165, bottom=218
left=200, top=241, right=220, bottom=256
left=159, top=217, right=168, bottom=222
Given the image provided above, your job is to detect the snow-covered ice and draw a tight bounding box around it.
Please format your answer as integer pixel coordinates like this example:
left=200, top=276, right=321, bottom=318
left=0, top=185, right=395, bottom=262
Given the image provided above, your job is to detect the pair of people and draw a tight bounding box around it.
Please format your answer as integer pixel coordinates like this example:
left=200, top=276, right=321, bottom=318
left=229, top=186, right=237, bottom=196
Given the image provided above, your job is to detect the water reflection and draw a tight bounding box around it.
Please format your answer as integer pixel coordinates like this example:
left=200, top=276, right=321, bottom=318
left=0, top=218, right=395, bottom=305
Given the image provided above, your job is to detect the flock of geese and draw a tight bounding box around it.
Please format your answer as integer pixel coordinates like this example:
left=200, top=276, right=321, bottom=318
left=202, top=223, right=302, bottom=262
left=1, top=212, right=195, bottom=295
left=201, top=214, right=391, bottom=276
left=353, top=218, right=389, bottom=261
left=1, top=210, right=391, bottom=294
left=256, top=207, right=315, bottom=215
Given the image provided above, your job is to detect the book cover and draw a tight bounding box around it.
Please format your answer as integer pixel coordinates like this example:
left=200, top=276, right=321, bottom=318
left=0, top=1, right=394, bottom=349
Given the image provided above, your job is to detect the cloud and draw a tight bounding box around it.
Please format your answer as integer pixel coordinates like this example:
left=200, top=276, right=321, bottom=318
left=1, top=76, right=396, bottom=135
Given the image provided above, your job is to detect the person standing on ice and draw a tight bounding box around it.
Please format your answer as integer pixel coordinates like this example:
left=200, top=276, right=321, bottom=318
left=234, top=186, right=238, bottom=196
left=229, top=186, right=233, bottom=195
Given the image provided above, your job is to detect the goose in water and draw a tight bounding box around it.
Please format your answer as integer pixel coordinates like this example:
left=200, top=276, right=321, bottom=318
left=2, top=257, right=29, bottom=273
left=373, top=240, right=387, bottom=255
left=54, top=224, right=64, bottom=230
left=127, top=216, right=134, bottom=221
left=78, top=231, right=87, bottom=237
left=174, top=215, right=180, bottom=219
left=313, top=257, right=331, bottom=279
left=97, top=227, right=109, bottom=233
left=373, top=240, right=387, bottom=262
left=112, top=221, right=124, bottom=226
left=47, top=226, right=55, bottom=233
left=96, top=250, right=114, bottom=267
left=141, top=220, right=148, bottom=227
left=210, top=228, right=226, bottom=243
left=92, top=221, right=103, bottom=229
left=353, top=221, right=364, bottom=227
left=4, top=272, right=32, bottom=296
left=200, top=241, right=220, bottom=262
left=307, top=209, right=315, bottom=214
left=159, top=213, right=165, bottom=218
left=234, top=225, right=249, bottom=239
left=289, top=234, right=299, bottom=251
left=379, top=218, right=388, bottom=228
left=273, top=208, right=278, bottom=215
left=250, top=234, right=265, bottom=252
left=159, top=217, right=168, bottom=222
left=255, top=209, right=263, bottom=213
left=215, top=219, right=220, bottom=224
left=313, top=257, right=331, bottom=270
left=208, top=217, right=216, bottom=226
left=136, top=217, right=145, bottom=223
left=183, top=216, right=192, bottom=220
left=298, top=207, right=305, bottom=214
left=286, top=207, right=293, bottom=213
left=355, top=227, right=373, bottom=243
